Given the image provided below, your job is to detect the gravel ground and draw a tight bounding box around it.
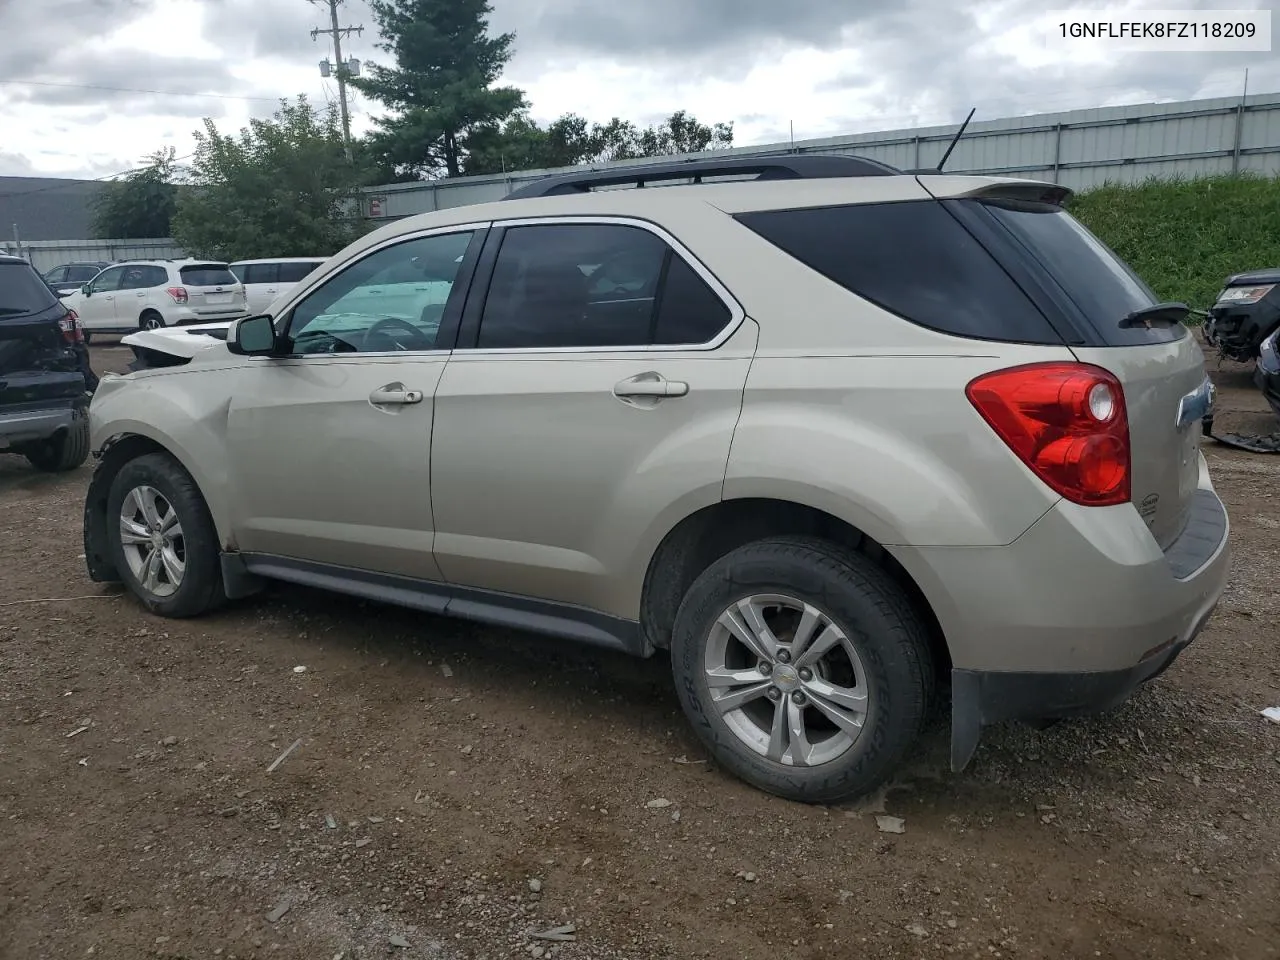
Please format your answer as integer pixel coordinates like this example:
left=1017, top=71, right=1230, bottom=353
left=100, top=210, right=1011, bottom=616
left=1, top=339, right=1278, bottom=960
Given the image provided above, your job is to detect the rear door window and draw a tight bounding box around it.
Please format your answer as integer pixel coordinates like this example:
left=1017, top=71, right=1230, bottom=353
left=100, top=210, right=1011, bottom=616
left=978, top=200, right=1184, bottom=345
left=0, top=261, right=61, bottom=318
left=180, top=264, right=237, bottom=287
left=735, top=201, right=1063, bottom=345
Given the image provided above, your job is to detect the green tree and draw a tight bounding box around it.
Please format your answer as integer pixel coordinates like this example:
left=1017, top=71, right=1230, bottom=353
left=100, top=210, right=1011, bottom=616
left=91, top=148, right=178, bottom=239
left=463, top=110, right=736, bottom=176
left=172, top=96, right=368, bottom=262
left=353, top=0, right=526, bottom=179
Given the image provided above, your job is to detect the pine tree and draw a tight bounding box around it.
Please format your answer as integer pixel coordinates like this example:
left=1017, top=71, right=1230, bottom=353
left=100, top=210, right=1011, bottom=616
left=353, top=0, right=527, bottom=179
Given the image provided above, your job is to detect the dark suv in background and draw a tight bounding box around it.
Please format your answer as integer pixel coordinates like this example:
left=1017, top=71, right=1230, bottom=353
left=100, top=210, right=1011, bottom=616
left=43, top=261, right=112, bottom=298
left=1, top=254, right=96, bottom=472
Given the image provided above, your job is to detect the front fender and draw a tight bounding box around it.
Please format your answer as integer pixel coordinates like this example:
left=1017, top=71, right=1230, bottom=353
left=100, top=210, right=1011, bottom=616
left=89, top=373, right=235, bottom=547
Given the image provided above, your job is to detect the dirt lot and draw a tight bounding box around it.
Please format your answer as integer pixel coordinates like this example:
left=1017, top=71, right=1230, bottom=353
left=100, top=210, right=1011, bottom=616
left=2, top=339, right=1278, bottom=960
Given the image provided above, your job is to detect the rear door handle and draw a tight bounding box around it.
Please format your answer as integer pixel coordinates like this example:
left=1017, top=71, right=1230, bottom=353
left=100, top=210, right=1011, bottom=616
left=369, top=385, right=424, bottom=405
left=613, top=372, right=689, bottom=399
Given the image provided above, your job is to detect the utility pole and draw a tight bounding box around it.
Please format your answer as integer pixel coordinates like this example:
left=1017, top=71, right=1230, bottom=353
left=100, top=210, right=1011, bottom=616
left=310, top=0, right=363, bottom=160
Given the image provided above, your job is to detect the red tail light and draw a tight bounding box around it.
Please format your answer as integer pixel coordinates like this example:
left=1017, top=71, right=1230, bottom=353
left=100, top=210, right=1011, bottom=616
left=166, top=286, right=189, bottom=304
left=58, top=308, right=85, bottom=344
left=966, top=362, right=1130, bottom=507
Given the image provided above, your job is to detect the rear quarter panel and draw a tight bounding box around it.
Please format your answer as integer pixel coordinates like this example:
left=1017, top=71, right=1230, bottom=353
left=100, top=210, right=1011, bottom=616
left=725, top=346, right=1077, bottom=547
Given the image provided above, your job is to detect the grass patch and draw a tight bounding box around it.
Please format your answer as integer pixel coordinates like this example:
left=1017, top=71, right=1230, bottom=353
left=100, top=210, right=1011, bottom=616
left=1068, top=173, right=1280, bottom=313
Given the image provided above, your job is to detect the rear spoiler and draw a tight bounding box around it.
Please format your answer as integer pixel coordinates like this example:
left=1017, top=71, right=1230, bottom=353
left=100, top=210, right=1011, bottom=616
left=914, top=176, right=1073, bottom=206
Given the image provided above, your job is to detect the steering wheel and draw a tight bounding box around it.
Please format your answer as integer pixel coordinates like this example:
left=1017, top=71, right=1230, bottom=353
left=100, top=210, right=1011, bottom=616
left=364, top=316, right=435, bottom=352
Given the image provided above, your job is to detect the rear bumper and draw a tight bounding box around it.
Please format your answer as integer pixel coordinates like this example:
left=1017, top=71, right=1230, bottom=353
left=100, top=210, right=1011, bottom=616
left=173, top=309, right=249, bottom=326
left=0, top=396, right=87, bottom=448
left=891, top=457, right=1230, bottom=770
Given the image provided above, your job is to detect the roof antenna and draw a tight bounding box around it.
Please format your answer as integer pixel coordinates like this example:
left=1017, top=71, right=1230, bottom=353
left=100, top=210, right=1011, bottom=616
left=936, top=107, right=975, bottom=172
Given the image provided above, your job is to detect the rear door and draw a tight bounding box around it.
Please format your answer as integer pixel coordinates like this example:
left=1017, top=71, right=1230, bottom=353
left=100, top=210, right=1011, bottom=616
left=976, top=199, right=1205, bottom=548
left=429, top=219, right=754, bottom=616
left=179, top=262, right=246, bottom=319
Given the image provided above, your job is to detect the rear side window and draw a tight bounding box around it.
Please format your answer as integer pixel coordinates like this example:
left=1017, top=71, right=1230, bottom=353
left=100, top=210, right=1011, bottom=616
left=180, top=264, right=237, bottom=287
left=472, top=223, right=734, bottom=350
left=0, top=262, right=61, bottom=318
left=979, top=200, right=1184, bottom=345
left=735, top=201, right=1063, bottom=345
left=278, top=261, right=322, bottom=284
left=653, top=256, right=731, bottom=345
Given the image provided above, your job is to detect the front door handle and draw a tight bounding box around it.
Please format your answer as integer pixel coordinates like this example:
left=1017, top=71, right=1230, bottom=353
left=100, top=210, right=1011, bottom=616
left=613, top=372, right=689, bottom=399
left=369, top=385, right=424, bottom=405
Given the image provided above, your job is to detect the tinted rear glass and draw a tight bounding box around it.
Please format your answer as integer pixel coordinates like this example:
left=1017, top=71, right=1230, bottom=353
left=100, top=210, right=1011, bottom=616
left=0, top=261, right=61, bottom=318
left=980, top=200, right=1183, bottom=345
left=180, top=264, right=237, bottom=286
left=735, top=201, right=1063, bottom=345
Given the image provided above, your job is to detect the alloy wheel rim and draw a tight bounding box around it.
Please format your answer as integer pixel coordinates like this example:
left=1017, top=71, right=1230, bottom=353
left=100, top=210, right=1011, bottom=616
left=118, top=484, right=185, bottom=598
left=704, top=593, right=871, bottom=766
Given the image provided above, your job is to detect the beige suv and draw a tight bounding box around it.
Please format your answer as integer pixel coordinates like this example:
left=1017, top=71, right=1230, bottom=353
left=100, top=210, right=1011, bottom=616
left=82, top=157, right=1230, bottom=802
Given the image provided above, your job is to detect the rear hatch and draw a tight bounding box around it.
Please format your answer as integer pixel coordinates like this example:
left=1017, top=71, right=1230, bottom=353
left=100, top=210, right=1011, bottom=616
left=971, top=193, right=1206, bottom=549
left=0, top=260, right=87, bottom=406
left=179, top=262, right=246, bottom=317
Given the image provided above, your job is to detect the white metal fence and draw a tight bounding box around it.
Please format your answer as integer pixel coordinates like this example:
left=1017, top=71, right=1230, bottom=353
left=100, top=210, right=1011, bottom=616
left=1, top=238, right=185, bottom=273
left=359, top=91, right=1280, bottom=223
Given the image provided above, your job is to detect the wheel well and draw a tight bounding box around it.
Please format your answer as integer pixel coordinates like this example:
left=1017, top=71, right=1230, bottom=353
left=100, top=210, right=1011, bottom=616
left=638, top=498, right=950, bottom=673
left=83, top=434, right=171, bottom=582
left=140, top=308, right=163, bottom=323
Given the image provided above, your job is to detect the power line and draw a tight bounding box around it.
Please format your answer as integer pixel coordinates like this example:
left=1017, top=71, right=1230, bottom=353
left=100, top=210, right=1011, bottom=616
left=0, top=77, right=280, bottom=103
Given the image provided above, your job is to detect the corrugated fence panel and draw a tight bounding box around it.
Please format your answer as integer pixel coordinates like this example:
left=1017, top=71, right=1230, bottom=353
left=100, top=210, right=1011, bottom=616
left=0, top=238, right=185, bottom=272
left=359, top=91, right=1280, bottom=219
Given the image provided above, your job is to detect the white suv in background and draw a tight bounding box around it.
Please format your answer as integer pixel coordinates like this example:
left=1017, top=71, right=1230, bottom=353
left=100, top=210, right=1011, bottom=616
left=62, top=259, right=248, bottom=337
left=230, top=257, right=327, bottom=315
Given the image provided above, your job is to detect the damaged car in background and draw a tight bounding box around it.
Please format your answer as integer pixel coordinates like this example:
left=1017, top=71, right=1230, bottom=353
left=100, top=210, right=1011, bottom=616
left=1, top=254, right=96, bottom=472
left=1203, top=267, right=1280, bottom=364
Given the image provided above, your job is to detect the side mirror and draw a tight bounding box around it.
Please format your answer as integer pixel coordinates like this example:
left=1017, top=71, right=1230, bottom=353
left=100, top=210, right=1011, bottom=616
left=227, top=314, right=279, bottom=356
left=81, top=284, right=92, bottom=297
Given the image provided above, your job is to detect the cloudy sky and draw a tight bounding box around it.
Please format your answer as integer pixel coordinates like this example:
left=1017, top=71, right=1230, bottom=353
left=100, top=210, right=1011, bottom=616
left=1, top=0, right=1277, bottom=181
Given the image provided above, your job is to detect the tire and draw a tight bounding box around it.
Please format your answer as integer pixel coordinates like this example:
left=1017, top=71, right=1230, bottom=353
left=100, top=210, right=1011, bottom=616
left=140, top=310, right=165, bottom=331
left=24, top=415, right=90, bottom=472
left=82, top=331, right=92, bottom=345
left=105, top=452, right=226, bottom=618
left=670, top=535, right=935, bottom=804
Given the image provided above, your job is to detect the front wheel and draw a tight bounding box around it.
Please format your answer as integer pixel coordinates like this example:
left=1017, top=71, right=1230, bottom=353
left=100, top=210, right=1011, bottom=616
left=105, top=452, right=226, bottom=617
left=670, top=536, right=935, bottom=804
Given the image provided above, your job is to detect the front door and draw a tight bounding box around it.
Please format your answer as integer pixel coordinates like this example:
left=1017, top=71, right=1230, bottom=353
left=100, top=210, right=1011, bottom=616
left=224, top=227, right=483, bottom=581
left=77, top=265, right=126, bottom=331
left=430, top=219, right=756, bottom=618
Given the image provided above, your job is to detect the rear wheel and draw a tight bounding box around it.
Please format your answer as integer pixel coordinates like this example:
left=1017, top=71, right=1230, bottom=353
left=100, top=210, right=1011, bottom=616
left=23, top=416, right=89, bottom=472
left=140, top=310, right=165, bottom=331
left=106, top=452, right=225, bottom=617
left=670, top=536, right=935, bottom=803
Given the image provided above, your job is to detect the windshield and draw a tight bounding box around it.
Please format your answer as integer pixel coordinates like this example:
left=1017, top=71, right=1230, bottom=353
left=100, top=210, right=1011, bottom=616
left=0, top=261, right=61, bottom=317
left=981, top=200, right=1182, bottom=345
